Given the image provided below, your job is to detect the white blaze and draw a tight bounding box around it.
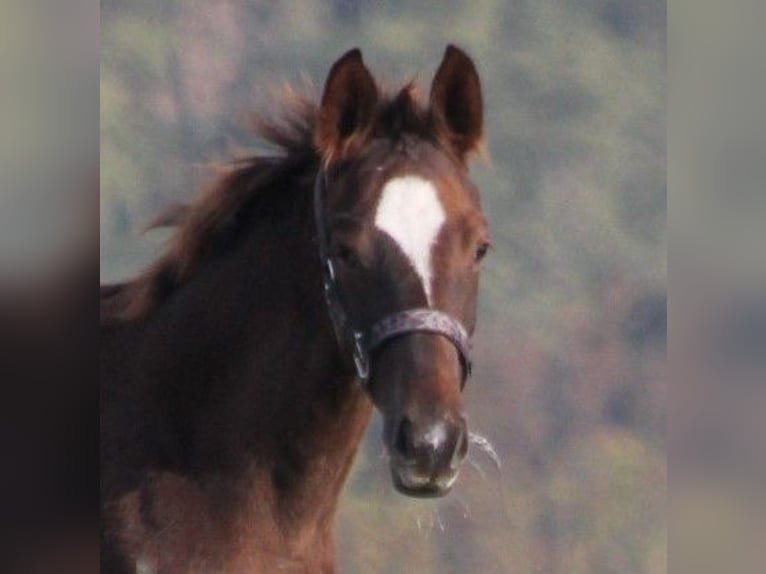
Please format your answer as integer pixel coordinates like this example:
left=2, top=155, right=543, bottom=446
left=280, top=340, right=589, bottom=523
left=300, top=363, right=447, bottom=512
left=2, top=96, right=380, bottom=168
left=374, top=176, right=446, bottom=305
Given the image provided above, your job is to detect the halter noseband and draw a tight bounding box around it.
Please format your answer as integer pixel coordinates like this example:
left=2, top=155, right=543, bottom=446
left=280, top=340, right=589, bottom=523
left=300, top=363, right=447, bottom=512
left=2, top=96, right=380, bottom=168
left=313, top=170, right=473, bottom=387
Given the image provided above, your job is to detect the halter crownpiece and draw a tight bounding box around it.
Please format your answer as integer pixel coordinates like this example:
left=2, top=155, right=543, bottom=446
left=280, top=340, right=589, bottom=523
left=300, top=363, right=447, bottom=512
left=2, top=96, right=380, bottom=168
left=313, top=170, right=473, bottom=387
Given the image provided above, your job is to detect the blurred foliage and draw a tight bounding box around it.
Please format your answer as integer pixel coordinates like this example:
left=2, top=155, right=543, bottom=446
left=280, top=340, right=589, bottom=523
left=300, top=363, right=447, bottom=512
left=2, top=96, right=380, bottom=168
left=101, top=1, right=665, bottom=572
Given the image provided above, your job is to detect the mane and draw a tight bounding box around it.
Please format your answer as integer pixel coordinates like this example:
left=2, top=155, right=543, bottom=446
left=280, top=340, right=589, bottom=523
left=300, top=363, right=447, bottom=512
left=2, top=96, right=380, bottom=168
left=101, top=84, right=433, bottom=323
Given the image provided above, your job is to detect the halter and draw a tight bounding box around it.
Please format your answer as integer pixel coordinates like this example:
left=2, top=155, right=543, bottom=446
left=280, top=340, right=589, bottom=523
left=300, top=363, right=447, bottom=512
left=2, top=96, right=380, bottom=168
left=313, top=170, right=473, bottom=388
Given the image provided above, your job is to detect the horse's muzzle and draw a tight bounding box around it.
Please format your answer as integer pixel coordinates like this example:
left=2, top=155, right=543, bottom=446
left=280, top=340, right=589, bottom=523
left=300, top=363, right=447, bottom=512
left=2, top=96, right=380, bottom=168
left=389, top=414, right=468, bottom=497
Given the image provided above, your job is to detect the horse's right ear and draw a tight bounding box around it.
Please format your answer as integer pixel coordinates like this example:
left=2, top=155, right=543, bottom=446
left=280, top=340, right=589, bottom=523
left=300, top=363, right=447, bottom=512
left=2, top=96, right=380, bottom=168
left=429, top=45, right=484, bottom=162
left=315, top=49, right=379, bottom=163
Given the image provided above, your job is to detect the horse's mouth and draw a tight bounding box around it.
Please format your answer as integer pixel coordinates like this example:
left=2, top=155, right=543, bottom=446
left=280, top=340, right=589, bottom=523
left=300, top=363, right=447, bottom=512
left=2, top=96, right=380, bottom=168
left=391, top=464, right=459, bottom=498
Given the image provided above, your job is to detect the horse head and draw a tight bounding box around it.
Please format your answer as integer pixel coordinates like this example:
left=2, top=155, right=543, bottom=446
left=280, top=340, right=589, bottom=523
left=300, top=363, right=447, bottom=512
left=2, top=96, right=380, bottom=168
left=314, top=46, right=489, bottom=497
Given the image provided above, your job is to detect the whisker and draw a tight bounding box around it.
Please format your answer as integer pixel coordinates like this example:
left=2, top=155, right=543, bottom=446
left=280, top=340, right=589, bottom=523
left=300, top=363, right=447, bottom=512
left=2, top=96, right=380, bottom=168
left=468, top=430, right=503, bottom=470
left=414, top=507, right=436, bottom=536
left=448, top=494, right=473, bottom=520
left=467, top=455, right=488, bottom=480
left=466, top=429, right=516, bottom=540
left=435, top=507, right=445, bottom=532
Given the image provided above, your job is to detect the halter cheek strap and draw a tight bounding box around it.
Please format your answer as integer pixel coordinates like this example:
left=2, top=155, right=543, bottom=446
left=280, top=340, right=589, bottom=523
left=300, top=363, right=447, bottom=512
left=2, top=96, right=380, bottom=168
left=313, top=170, right=473, bottom=388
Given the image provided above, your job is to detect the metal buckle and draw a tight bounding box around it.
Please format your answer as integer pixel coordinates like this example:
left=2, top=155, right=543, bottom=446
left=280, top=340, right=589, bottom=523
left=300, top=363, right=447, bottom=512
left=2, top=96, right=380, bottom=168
left=324, top=258, right=336, bottom=283
left=350, top=331, right=369, bottom=383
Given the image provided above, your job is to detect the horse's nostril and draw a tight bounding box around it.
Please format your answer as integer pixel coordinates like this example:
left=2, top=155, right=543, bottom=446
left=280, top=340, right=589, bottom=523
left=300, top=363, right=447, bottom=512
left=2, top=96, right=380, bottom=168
left=394, top=417, right=415, bottom=461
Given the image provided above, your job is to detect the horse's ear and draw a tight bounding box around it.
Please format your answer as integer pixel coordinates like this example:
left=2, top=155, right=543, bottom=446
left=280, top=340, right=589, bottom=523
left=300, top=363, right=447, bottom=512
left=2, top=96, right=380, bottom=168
left=315, top=49, right=379, bottom=163
left=429, top=45, right=484, bottom=161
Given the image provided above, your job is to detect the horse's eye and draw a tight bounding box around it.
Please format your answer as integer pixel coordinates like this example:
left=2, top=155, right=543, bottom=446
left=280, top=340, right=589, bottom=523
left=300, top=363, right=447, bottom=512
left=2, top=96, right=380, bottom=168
left=336, top=245, right=361, bottom=268
left=475, top=241, right=491, bottom=263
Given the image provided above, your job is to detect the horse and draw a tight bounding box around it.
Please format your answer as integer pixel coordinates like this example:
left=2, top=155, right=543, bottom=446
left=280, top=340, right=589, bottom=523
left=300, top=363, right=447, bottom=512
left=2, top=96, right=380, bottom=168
left=101, top=45, right=490, bottom=573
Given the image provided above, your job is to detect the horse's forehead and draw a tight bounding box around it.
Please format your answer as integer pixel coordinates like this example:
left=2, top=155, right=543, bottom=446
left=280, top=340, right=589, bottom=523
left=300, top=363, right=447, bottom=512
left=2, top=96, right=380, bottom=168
left=374, top=174, right=448, bottom=305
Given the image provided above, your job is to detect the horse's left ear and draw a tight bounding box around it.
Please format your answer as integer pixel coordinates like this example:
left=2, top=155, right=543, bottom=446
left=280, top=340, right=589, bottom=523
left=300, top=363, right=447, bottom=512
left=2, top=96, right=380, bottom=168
left=429, top=45, right=484, bottom=161
left=316, top=49, right=379, bottom=163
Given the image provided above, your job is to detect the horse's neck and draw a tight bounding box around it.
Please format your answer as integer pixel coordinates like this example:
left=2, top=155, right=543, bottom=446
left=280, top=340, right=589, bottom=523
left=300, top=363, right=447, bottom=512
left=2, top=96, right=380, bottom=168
left=150, top=197, right=373, bottom=536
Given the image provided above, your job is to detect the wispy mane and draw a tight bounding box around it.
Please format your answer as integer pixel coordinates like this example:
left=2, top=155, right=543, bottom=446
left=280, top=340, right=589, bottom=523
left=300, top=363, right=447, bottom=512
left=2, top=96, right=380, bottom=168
left=101, top=85, right=432, bottom=323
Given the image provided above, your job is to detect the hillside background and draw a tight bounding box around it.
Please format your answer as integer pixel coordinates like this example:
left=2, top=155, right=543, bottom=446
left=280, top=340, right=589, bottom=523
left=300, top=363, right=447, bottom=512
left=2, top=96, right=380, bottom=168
left=101, top=2, right=666, bottom=572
